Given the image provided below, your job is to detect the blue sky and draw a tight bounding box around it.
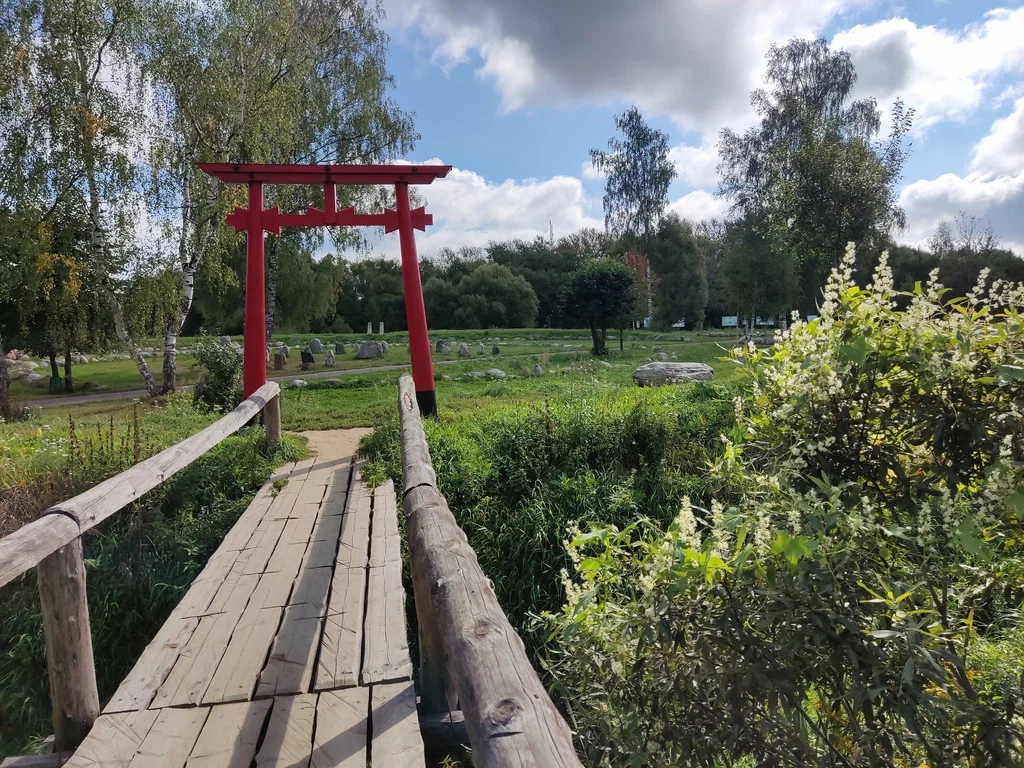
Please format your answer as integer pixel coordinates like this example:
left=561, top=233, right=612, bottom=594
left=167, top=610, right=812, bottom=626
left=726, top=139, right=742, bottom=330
left=369, top=0, right=1024, bottom=256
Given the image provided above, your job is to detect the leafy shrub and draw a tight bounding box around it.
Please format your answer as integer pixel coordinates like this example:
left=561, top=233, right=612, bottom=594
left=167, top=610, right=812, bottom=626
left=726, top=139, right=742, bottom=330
left=192, top=335, right=242, bottom=411
left=547, top=247, right=1024, bottom=766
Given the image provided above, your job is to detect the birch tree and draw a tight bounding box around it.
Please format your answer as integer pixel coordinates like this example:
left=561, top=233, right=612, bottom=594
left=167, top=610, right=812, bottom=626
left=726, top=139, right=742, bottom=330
left=145, top=0, right=416, bottom=391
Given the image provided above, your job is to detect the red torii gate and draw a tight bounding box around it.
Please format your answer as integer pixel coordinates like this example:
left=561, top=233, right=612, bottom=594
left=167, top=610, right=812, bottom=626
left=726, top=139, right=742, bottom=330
left=199, top=163, right=452, bottom=417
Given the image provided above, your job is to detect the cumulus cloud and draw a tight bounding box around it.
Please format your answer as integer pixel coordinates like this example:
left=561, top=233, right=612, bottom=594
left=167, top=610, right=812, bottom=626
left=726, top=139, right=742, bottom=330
left=669, top=140, right=720, bottom=187
left=667, top=189, right=731, bottom=223
left=833, top=8, right=1024, bottom=133
left=373, top=160, right=603, bottom=257
left=387, top=0, right=861, bottom=132
left=899, top=98, right=1024, bottom=254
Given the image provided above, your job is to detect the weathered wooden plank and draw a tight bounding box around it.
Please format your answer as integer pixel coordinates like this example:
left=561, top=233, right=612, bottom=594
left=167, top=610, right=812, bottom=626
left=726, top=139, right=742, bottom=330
left=0, top=755, right=67, bottom=768
left=314, top=567, right=367, bottom=690
left=254, top=694, right=317, bottom=768
left=201, top=608, right=281, bottom=705
left=0, top=383, right=280, bottom=588
left=62, top=710, right=159, bottom=768
left=38, top=537, right=100, bottom=751
left=185, top=699, right=272, bottom=768
left=361, top=562, right=412, bottom=684
left=103, top=617, right=199, bottom=713
left=287, top=566, right=332, bottom=618
left=370, top=682, right=426, bottom=768
left=126, top=707, right=208, bottom=768
left=368, top=480, right=401, bottom=568
left=241, top=519, right=287, bottom=576
left=255, top=608, right=322, bottom=697
left=310, top=688, right=368, bottom=768
left=336, top=491, right=371, bottom=570
left=398, top=374, right=582, bottom=767
left=301, top=513, right=344, bottom=570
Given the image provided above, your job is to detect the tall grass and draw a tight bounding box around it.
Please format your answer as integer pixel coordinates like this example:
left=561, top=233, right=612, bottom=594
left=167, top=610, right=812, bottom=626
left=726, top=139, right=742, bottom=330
left=360, top=381, right=735, bottom=651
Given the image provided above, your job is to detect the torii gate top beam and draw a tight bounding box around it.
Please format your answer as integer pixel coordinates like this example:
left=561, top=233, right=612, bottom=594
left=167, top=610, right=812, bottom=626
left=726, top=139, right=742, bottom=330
left=197, top=163, right=452, bottom=186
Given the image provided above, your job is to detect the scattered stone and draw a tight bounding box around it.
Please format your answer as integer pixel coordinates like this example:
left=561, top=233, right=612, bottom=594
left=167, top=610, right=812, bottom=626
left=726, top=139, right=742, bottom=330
left=655, top=352, right=669, bottom=361
left=335, top=343, right=346, bottom=354
left=734, top=336, right=774, bottom=347
left=301, top=348, right=315, bottom=370
left=274, top=353, right=285, bottom=370
left=641, top=357, right=653, bottom=364
left=458, top=343, right=470, bottom=357
left=533, top=364, right=544, bottom=375
left=356, top=341, right=384, bottom=359
left=325, top=350, right=336, bottom=367
left=491, top=345, right=500, bottom=356
left=441, top=375, right=452, bottom=381
left=3, top=350, right=15, bottom=360
left=435, top=338, right=446, bottom=353
left=380, top=341, right=389, bottom=354
left=280, top=345, right=290, bottom=359
left=308, top=338, right=323, bottom=354
left=469, top=371, right=486, bottom=378
left=597, top=360, right=612, bottom=368
left=322, top=378, right=342, bottom=386
left=366, top=322, right=373, bottom=335
left=478, top=343, right=486, bottom=355
left=486, top=368, right=507, bottom=380
left=291, top=379, right=307, bottom=388
left=7, top=368, right=27, bottom=381
left=94, top=385, right=107, bottom=392
left=671, top=354, right=678, bottom=359
left=439, top=343, right=451, bottom=355
left=25, top=373, right=49, bottom=387
left=379, top=322, right=385, bottom=335
left=633, top=362, right=714, bottom=387
left=218, top=335, right=232, bottom=345
left=231, top=342, right=243, bottom=354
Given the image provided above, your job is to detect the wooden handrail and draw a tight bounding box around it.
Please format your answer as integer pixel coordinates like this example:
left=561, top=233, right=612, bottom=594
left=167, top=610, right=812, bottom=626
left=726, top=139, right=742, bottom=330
left=397, top=375, right=582, bottom=768
left=0, top=382, right=281, bottom=752
left=0, top=382, right=280, bottom=589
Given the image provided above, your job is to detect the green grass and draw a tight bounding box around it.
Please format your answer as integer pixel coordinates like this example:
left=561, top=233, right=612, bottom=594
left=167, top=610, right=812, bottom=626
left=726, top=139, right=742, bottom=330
left=6, top=327, right=744, bottom=400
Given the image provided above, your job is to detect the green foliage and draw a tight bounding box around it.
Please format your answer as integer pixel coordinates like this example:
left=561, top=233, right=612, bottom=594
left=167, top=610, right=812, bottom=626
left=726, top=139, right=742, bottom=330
left=191, top=335, right=242, bottom=411
left=360, top=383, right=734, bottom=650
left=723, top=215, right=798, bottom=325
left=424, top=262, right=540, bottom=329
left=647, top=214, right=708, bottom=329
left=562, top=259, right=637, bottom=354
left=546, top=246, right=1024, bottom=766
left=489, top=238, right=588, bottom=327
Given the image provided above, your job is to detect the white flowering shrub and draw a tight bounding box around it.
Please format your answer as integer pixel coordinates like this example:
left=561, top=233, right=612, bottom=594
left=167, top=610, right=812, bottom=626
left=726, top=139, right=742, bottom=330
left=546, top=246, right=1024, bottom=767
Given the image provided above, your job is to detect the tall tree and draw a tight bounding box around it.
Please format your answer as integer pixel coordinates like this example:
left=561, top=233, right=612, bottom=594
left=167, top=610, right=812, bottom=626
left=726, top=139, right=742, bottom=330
left=718, top=39, right=913, bottom=309
left=590, top=107, right=676, bottom=248
left=488, top=237, right=584, bottom=327
left=723, top=216, right=797, bottom=331
left=562, top=259, right=636, bottom=355
left=145, top=0, right=417, bottom=390
left=647, top=214, right=708, bottom=330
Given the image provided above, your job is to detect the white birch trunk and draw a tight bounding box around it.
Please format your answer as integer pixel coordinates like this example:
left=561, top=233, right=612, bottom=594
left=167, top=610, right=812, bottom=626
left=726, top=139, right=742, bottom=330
left=109, top=291, right=160, bottom=396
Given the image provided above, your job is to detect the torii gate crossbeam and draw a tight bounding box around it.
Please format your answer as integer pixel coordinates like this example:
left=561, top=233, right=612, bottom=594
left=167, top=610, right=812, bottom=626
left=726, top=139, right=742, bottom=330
left=199, top=163, right=452, bottom=417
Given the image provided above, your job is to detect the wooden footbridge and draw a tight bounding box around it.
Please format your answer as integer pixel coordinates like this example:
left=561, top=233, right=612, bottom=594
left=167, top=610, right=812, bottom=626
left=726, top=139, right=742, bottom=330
left=0, top=377, right=581, bottom=768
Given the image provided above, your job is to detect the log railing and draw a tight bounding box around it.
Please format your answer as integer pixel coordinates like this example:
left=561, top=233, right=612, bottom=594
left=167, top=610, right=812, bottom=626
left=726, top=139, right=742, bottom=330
left=397, top=375, right=583, bottom=767
left=0, top=382, right=282, bottom=752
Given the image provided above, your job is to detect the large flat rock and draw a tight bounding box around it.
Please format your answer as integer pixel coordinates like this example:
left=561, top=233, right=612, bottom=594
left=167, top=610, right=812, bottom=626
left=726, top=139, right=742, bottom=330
left=633, top=362, right=714, bottom=387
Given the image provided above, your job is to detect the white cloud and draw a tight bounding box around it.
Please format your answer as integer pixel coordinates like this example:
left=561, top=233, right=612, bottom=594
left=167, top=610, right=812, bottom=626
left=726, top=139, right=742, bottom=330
left=667, top=189, right=731, bottom=223
left=899, top=98, right=1024, bottom=254
left=833, top=8, right=1024, bottom=134
left=387, top=0, right=864, bottom=133
left=581, top=159, right=605, bottom=180
left=669, top=140, right=720, bottom=187
left=373, top=160, right=603, bottom=257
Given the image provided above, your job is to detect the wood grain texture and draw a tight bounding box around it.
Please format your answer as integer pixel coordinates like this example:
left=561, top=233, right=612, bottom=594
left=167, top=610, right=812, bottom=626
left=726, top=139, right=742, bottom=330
left=254, top=695, right=317, bottom=768
left=264, top=394, right=281, bottom=446
left=370, top=682, right=425, bottom=768
left=310, top=689, right=368, bottom=768
left=185, top=700, right=272, bottom=768
left=255, top=608, right=321, bottom=697
left=62, top=710, right=159, bottom=768
left=103, top=617, right=198, bottom=714
left=398, top=374, right=583, bottom=768
left=126, top=707, right=208, bottom=768
left=37, top=538, right=99, bottom=751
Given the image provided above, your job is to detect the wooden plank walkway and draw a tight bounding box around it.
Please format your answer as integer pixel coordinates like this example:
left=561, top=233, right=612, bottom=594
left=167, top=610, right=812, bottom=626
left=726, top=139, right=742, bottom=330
left=64, top=431, right=425, bottom=768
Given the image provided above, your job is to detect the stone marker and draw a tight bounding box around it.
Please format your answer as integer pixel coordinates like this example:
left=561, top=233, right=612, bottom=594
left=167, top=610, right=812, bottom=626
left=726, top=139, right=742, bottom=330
left=533, top=364, right=544, bottom=375
left=366, top=322, right=373, bottom=335
left=265, top=348, right=270, bottom=362
left=379, top=322, right=385, bottom=335
left=381, top=341, right=389, bottom=353
left=218, top=335, right=232, bottom=345
left=633, top=362, right=714, bottom=387
left=478, top=343, right=486, bottom=355
left=281, top=345, right=290, bottom=359
left=335, top=342, right=345, bottom=354
left=491, top=345, right=500, bottom=355
left=439, top=343, right=451, bottom=355
left=734, top=336, right=774, bottom=347
left=486, top=368, right=507, bottom=380
left=291, top=379, right=307, bottom=388
left=655, top=352, right=669, bottom=361
left=273, top=352, right=285, bottom=370
left=301, top=347, right=315, bottom=370
left=308, top=338, right=323, bottom=354
left=325, top=350, right=336, bottom=367
left=435, top=338, right=446, bottom=353
left=356, top=341, right=384, bottom=359
left=597, top=360, right=612, bottom=368
left=458, top=343, right=470, bottom=357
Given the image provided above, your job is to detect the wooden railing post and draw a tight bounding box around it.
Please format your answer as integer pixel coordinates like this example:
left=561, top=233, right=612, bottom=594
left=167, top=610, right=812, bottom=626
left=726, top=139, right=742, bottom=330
left=264, top=393, right=281, bottom=446
left=37, top=535, right=99, bottom=751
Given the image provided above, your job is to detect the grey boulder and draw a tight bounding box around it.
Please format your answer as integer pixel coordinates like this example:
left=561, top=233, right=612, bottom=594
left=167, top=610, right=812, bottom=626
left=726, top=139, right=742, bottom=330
left=633, top=362, right=714, bottom=387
